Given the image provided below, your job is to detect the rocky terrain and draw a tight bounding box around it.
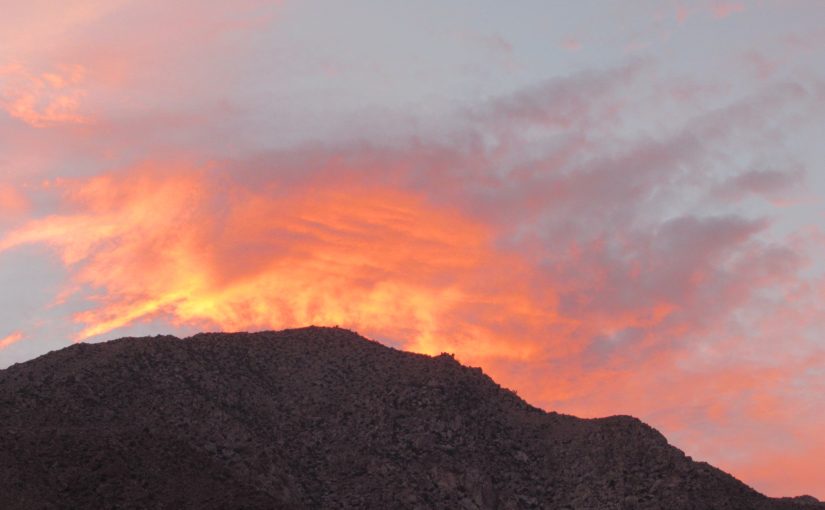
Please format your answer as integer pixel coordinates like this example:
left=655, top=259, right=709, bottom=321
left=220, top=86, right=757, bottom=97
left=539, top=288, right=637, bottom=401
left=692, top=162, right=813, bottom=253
left=0, top=326, right=821, bottom=509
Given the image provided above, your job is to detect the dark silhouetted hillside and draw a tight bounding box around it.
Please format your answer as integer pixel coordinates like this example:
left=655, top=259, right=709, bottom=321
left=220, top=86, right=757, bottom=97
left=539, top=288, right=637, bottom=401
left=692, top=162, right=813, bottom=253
left=0, top=327, right=821, bottom=509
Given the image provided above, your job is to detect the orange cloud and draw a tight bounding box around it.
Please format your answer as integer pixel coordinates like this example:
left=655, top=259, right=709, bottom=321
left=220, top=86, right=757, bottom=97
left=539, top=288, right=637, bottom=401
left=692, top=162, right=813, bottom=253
left=0, top=331, right=24, bottom=350
left=0, top=1, right=280, bottom=136
left=0, top=184, right=29, bottom=215
left=0, top=62, right=89, bottom=127
left=561, top=37, right=582, bottom=51
left=675, top=5, right=690, bottom=24
left=0, top=164, right=574, bottom=362
left=711, top=2, right=745, bottom=19
left=8, top=162, right=815, bottom=498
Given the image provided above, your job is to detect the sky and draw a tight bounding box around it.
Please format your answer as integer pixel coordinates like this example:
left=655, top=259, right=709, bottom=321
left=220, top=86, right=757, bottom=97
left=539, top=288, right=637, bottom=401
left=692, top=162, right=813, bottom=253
left=1, top=0, right=824, bottom=499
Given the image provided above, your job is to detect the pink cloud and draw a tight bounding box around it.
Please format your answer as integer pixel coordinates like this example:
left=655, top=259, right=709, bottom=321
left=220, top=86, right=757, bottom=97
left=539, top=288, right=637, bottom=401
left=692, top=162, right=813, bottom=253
left=0, top=0, right=281, bottom=135
left=744, top=51, right=778, bottom=80
left=561, top=37, right=582, bottom=51
left=0, top=184, right=29, bottom=215
left=711, top=2, right=745, bottom=19
left=0, top=63, right=89, bottom=127
left=0, top=331, right=24, bottom=350
left=675, top=5, right=691, bottom=24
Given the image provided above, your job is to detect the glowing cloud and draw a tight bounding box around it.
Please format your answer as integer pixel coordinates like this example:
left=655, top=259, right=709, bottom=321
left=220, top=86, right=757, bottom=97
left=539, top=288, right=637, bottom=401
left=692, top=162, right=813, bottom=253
left=711, top=2, right=745, bottom=19
left=0, top=63, right=89, bottom=127
left=0, top=331, right=23, bottom=350
left=0, top=165, right=565, bottom=361
left=0, top=184, right=29, bottom=215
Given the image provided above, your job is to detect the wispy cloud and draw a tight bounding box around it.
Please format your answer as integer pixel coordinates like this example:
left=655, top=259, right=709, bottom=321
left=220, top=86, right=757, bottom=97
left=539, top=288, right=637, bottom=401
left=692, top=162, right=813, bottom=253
left=0, top=331, right=24, bottom=350
left=711, top=2, right=745, bottom=19
left=0, top=63, right=89, bottom=127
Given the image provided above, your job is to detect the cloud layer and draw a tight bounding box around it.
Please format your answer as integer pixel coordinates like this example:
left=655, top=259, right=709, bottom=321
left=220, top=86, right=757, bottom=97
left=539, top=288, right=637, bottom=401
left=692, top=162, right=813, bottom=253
left=1, top=0, right=824, bottom=499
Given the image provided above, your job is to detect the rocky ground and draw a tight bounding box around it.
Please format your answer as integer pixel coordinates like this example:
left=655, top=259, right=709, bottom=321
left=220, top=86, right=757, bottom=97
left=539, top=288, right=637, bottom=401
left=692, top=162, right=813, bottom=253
left=0, top=326, right=821, bottom=509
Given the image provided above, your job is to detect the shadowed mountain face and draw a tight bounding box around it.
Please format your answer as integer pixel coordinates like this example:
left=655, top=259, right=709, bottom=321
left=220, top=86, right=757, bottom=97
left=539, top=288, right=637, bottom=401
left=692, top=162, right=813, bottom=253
left=0, top=327, right=821, bottom=509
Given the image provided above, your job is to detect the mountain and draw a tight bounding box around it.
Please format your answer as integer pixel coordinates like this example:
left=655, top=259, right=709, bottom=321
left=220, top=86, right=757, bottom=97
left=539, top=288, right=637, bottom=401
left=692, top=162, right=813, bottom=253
left=0, top=327, right=820, bottom=509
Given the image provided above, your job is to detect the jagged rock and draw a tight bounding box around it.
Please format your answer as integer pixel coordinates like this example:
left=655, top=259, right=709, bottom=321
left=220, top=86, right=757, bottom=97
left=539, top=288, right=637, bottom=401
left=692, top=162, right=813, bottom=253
left=0, top=327, right=820, bottom=509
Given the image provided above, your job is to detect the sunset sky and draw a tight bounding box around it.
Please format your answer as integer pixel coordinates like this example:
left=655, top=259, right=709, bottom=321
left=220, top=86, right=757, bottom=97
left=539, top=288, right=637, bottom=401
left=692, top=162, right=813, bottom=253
left=1, top=0, right=824, bottom=499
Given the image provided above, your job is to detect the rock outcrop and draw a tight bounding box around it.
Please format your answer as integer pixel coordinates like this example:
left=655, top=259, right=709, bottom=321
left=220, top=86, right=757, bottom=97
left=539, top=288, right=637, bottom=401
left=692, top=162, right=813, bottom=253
left=0, top=327, right=820, bottom=509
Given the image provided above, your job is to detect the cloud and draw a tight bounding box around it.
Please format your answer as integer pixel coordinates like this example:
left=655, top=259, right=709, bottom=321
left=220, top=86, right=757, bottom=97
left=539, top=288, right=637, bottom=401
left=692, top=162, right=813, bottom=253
left=743, top=51, right=778, bottom=80
left=675, top=5, right=690, bottom=24
left=0, top=0, right=280, bottom=135
left=0, top=164, right=560, bottom=362
left=0, top=184, right=29, bottom=215
left=0, top=63, right=89, bottom=127
left=455, top=31, right=514, bottom=56
left=713, top=168, right=805, bottom=203
left=472, top=60, right=648, bottom=132
left=561, top=37, right=582, bottom=51
left=671, top=2, right=746, bottom=25
left=711, top=2, right=745, bottom=19
left=0, top=331, right=23, bottom=350
left=0, top=80, right=813, bottom=374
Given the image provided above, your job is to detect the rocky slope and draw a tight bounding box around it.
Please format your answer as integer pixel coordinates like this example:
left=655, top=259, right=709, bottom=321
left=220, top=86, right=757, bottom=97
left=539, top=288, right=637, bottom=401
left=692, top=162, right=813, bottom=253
left=0, top=327, right=820, bottom=509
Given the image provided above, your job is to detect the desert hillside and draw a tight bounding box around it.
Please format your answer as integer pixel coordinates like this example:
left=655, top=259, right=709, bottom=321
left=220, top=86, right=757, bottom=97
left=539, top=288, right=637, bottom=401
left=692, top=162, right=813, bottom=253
left=0, top=327, right=820, bottom=509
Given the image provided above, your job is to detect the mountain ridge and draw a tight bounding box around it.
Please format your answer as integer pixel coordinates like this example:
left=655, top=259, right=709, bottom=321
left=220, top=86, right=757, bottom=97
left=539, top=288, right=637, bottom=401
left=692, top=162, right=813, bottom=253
left=0, top=327, right=820, bottom=509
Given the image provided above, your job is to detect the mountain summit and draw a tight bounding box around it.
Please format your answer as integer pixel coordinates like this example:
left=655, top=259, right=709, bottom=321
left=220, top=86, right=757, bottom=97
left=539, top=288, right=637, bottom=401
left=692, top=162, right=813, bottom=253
left=0, top=327, right=820, bottom=509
